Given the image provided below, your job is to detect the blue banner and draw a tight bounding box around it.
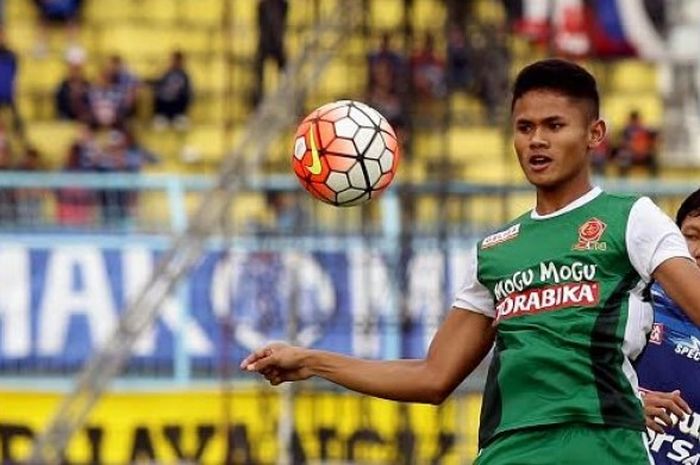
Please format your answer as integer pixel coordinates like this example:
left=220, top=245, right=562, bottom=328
left=0, top=243, right=475, bottom=373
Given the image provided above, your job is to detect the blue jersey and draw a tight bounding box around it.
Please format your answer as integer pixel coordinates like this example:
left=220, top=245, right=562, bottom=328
left=635, top=283, right=700, bottom=465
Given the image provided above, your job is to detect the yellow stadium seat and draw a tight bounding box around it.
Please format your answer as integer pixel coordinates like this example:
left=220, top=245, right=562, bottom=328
left=177, top=0, right=225, bottom=25
left=370, top=0, right=403, bottom=30
left=412, top=129, right=444, bottom=161
left=602, top=93, right=663, bottom=129
left=474, top=0, right=506, bottom=24
left=607, top=60, right=658, bottom=94
left=447, top=126, right=505, bottom=162
left=182, top=125, right=228, bottom=164
left=84, top=0, right=136, bottom=23
left=317, top=0, right=344, bottom=18
left=164, top=28, right=214, bottom=55
left=449, top=93, right=485, bottom=123
left=318, top=59, right=352, bottom=98
left=412, top=0, right=445, bottom=31
left=397, top=158, right=427, bottom=183
left=139, top=129, right=186, bottom=162
left=345, top=35, right=367, bottom=57
left=99, top=24, right=169, bottom=60
left=25, top=122, right=80, bottom=168
left=4, top=21, right=36, bottom=55
left=190, top=94, right=226, bottom=124
left=189, top=57, right=228, bottom=94
left=414, top=195, right=440, bottom=228
left=5, top=1, right=37, bottom=23
left=138, top=0, right=178, bottom=24
left=231, top=0, right=256, bottom=39
left=227, top=193, right=271, bottom=233
left=136, top=191, right=172, bottom=228
left=288, top=2, right=314, bottom=28
left=19, top=59, right=66, bottom=92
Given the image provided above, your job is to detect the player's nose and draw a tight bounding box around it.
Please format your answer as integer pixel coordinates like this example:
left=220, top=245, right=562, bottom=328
left=528, top=127, right=549, bottom=149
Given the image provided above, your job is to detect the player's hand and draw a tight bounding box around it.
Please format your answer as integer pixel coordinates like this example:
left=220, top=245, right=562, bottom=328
left=642, top=389, right=692, bottom=433
left=240, top=342, right=313, bottom=385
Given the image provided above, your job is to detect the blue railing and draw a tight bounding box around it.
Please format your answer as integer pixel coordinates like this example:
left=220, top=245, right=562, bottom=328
left=0, top=171, right=695, bottom=236
left=0, top=172, right=697, bottom=387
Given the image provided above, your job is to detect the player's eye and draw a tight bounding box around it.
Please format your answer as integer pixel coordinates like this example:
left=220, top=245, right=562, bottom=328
left=516, top=124, right=532, bottom=133
left=549, top=122, right=564, bottom=130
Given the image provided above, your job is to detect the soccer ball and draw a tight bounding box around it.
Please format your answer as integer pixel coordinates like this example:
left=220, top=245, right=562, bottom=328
left=291, top=100, right=400, bottom=207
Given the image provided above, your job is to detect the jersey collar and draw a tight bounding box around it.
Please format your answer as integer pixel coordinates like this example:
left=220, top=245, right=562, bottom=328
left=530, top=186, right=603, bottom=220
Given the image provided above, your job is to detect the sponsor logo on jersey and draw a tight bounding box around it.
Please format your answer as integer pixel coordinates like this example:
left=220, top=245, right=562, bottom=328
left=646, top=409, right=700, bottom=465
left=671, top=335, right=700, bottom=362
left=650, top=323, right=665, bottom=345
left=493, top=261, right=600, bottom=322
left=573, top=217, right=607, bottom=251
left=494, top=261, right=597, bottom=301
left=496, top=282, right=600, bottom=322
left=482, top=224, right=520, bottom=249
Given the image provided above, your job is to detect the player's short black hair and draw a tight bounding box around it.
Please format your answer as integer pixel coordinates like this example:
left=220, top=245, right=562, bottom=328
left=511, top=58, right=600, bottom=120
left=676, top=188, right=700, bottom=227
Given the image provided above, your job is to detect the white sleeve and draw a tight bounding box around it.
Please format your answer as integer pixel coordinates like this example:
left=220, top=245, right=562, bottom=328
left=626, top=197, right=693, bottom=282
left=452, top=244, right=496, bottom=318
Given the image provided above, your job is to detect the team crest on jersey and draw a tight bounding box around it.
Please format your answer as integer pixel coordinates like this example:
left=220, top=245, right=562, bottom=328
left=573, top=218, right=607, bottom=251
left=649, top=323, right=664, bottom=345
left=482, top=224, right=520, bottom=249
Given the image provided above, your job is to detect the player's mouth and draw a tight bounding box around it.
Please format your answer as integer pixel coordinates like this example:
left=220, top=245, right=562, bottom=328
left=528, top=154, right=553, bottom=172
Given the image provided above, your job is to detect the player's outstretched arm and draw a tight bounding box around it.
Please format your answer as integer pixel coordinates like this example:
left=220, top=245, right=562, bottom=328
left=653, top=257, right=700, bottom=326
left=241, top=308, right=495, bottom=405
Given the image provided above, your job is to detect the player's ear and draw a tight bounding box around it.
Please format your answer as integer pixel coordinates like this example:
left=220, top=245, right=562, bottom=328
left=588, top=118, right=606, bottom=149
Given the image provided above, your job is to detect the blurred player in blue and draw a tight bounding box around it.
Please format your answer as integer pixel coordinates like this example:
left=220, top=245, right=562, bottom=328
left=635, top=188, right=700, bottom=465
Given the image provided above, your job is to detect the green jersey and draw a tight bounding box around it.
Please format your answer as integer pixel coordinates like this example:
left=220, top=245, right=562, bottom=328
left=452, top=188, right=691, bottom=448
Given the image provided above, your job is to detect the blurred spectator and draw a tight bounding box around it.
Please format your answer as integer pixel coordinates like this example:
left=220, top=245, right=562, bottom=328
left=0, top=29, right=23, bottom=135
left=152, top=51, right=192, bottom=131
left=32, top=0, right=83, bottom=57
left=0, top=121, right=15, bottom=222
left=89, top=70, right=125, bottom=128
left=368, top=32, right=405, bottom=92
left=615, top=110, right=658, bottom=177
left=410, top=32, right=446, bottom=100
left=95, top=129, right=133, bottom=225
left=16, top=145, right=46, bottom=171
left=123, top=128, right=158, bottom=171
left=443, top=0, right=473, bottom=29
left=265, top=191, right=308, bottom=234
left=56, top=123, right=97, bottom=225
left=366, top=60, right=409, bottom=152
left=15, top=146, right=47, bottom=226
left=89, top=56, right=139, bottom=129
left=107, top=55, right=140, bottom=118
left=55, top=50, right=91, bottom=122
left=469, top=26, right=509, bottom=124
left=446, top=24, right=473, bottom=93
left=252, top=0, right=288, bottom=106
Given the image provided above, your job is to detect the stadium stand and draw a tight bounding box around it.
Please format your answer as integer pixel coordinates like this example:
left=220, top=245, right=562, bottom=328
left=2, top=0, right=672, bottom=183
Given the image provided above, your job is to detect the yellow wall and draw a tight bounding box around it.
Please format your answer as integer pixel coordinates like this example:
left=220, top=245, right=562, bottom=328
left=0, top=389, right=483, bottom=465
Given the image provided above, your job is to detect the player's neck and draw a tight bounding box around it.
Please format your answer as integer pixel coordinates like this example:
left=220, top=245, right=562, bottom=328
left=535, top=179, right=594, bottom=216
